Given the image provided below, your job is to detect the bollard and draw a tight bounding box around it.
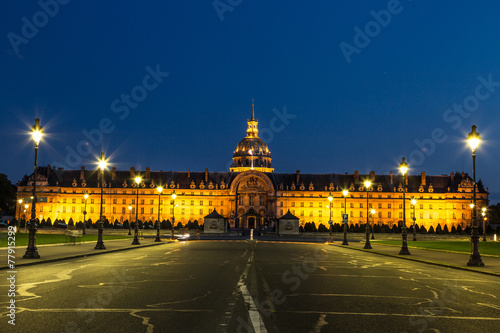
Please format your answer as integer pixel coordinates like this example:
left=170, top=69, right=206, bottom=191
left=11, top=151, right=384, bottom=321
left=250, top=229, right=253, bottom=241
left=495, top=234, right=497, bottom=242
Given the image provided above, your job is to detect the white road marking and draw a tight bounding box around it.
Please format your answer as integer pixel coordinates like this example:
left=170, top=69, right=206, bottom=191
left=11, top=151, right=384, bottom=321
left=237, top=251, right=268, bottom=333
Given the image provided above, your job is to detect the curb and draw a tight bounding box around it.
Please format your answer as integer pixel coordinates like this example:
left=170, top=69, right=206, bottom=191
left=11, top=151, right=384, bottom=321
left=330, top=243, right=500, bottom=277
left=0, top=241, right=176, bottom=271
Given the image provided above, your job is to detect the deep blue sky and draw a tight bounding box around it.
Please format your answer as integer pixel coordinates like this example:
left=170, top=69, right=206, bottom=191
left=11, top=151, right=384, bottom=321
left=1, top=1, right=499, bottom=203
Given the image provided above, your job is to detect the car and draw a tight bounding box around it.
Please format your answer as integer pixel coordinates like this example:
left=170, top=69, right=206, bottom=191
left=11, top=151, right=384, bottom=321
left=56, top=222, right=68, bottom=228
left=0, top=220, right=9, bottom=228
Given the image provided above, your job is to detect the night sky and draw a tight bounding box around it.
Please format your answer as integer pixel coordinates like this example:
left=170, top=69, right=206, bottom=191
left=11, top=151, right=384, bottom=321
left=1, top=1, right=499, bottom=203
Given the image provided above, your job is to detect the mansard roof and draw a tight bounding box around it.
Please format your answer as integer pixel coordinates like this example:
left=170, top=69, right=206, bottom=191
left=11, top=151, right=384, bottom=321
left=18, top=166, right=488, bottom=194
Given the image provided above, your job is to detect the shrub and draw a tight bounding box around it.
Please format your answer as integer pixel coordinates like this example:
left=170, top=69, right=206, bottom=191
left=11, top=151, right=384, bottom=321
left=428, top=226, right=435, bottom=234
left=420, top=225, right=427, bottom=234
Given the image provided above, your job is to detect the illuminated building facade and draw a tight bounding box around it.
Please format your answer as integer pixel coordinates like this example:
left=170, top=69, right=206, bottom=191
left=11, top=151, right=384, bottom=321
left=16, top=106, right=489, bottom=231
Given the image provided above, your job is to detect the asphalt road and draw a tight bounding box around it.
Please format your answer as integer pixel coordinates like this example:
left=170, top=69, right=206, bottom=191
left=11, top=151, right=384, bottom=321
left=2, top=241, right=500, bottom=332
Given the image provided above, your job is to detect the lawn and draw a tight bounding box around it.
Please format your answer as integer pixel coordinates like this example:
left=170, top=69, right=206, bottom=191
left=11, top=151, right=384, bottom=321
left=373, top=240, right=500, bottom=256
left=0, top=232, right=131, bottom=247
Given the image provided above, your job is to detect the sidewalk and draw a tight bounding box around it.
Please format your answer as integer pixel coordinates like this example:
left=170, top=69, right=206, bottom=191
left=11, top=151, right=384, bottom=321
left=0, top=237, right=175, bottom=270
left=332, top=239, right=500, bottom=277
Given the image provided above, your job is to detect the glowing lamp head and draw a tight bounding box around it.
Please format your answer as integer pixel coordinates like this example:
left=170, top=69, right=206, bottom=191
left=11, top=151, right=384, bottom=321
left=411, top=198, right=417, bottom=206
left=470, top=203, right=475, bottom=209
left=364, top=180, right=371, bottom=189
left=328, top=192, right=333, bottom=202
left=399, top=157, right=409, bottom=175
left=482, top=207, right=487, bottom=213
left=25, top=204, right=29, bottom=209
left=467, top=125, right=481, bottom=152
left=98, top=152, right=107, bottom=170
left=171, top=191, right=177, bottom=200
left=128, top=205, right=132, bottom=211
left=342, top=190, right=349, bottom=197
left=157, top=186, right=163, bottom=194
left=134, top=176, right=141, bottom=184
left=18, top=199, right=23, bottom=204
left=370, top=209, right=376, bottom=215
left=84, top=193, right=89, bottom=200
left=31, top=118, right=44, bottom=145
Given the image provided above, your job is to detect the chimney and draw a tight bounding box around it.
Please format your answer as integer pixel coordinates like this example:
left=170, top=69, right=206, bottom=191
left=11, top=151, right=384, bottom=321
left=450, top=172, right=454, bottom=183
left=205, top=168, right=208, bottom=182
left=130, top=167, right=135, bottom=179
left=370, top=170, right=375, bottom=181
left=188, top=169, right=191, bottom=178
left=112, top=167, right=117, bottom=180
left=80, top=166, right=85, bottom=180
left=296, top=170, right=300, bottom=184
left=354, top=170, right=359, bottom=182
left=146, top=167, right=151, bottom=179
left=53, top=165, right=56, bottom=171
left=421, top=171, right=426, bottom=186
left=47, top=165, right=51, bottom=177
left=390, top=171, right=393, bottom=184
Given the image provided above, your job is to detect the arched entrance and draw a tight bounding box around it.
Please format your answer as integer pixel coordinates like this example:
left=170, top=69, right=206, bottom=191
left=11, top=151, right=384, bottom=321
left=240, top=208, right=263, bottom=230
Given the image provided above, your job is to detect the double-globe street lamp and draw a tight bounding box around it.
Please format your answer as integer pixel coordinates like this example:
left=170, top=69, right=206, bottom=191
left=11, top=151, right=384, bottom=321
left=399, top=157, right=411, bottom=255
left=83, top=193, right=89, bottom=235
left=410, top=198, right=417, bottom=241
left=128, top=205, right=132, bottom=235
left=132, top=176, right=141, bottom=245
left=94, top=152, right=107, bottom=250
left=467, top=125, right=484, bottom=266
left=171, top=190, right=177, bottom=240
left=155, top=186, right=163, bottom=242
left=363, top=180, right=372, bottom=249
left=370, top=208, right=376, bottom=240
left=24, top=118, right=43, bottom=259
left=342, top=189, right=349, bottom=245
left=482, top=207, right=487, bottom=242
left=328, top=192, right=333, bottom=243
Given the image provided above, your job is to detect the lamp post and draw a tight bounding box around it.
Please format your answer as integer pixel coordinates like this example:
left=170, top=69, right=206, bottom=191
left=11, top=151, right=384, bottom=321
left=467, top=125, right=484, bottom=266
left=83, top=193, right=89, bottom=235
left=171, top=190, right=177, bottom=240
left=94, top=152, right=107, bottom=250
left=370, top=208, right=376, bottom=239
left=155, top=186, right=163, bottom=242
left=17, top=199, right=22, bottom=232
left=128, top=205, right=132, bottom=235
left=399, top=157, right=411, bottom=255
left=24, top=118, right=43, bottom=259
left=328, top=192, right=333, bottom=243
left=411, top=198, right=417, bottom=241
left=482, top=207, right=487, bottom=241
left=363, top=180, right=372, bottom=249
left=342, top=190, right=349, bottom=245
left=132, top=176, right=141, bottom=245
left=24, top=204, right=29, bottom=233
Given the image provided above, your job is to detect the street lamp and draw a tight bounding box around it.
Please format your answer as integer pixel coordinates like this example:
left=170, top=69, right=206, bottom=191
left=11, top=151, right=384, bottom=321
left=467, top=125, right=484, bottom=266
left=24, top=204, right=29, bottom=232
left=17, top=199, right=23, bottom=232
left=370, top=208, right=376, bottom=239
left=83, top=193, right=89, bottom=235
left=411, top=198, right=417, bottom=241
left=171, top=190, right=177, bottom=240
left=94, top=152, right=107, bottom=250
left=363, top=180, right=372, bottom=249
left=469, top=203, right=475, bottom=229
left=342, top=190, right=349, bottom=245
left=128, top=205, right=132, bottom=235
left=24, top=118, right=43, bottom=259
left=155, top=186, right=163, bottom=242
left=132, top=176, right=141, bottom=245
left=328, top=192, right=333, bottom=243
left=482, top=207, right=487, bottom=241
left=399, top=157, right=411, bottom=255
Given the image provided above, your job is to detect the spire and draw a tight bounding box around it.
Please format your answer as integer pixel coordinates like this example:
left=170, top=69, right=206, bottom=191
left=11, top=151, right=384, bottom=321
left=251, top=98, right=255, bottom=121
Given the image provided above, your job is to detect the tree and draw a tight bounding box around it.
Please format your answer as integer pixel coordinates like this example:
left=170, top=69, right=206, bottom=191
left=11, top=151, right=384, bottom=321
left=68, top=218, right=74, bottom=227
left=443, top=224, right=450, bottom=234
left=176, top=221, right=183, bottom=229
left=318, top=223, right=329, bottom=232
left=435, top=224, right=443, bottom=234
left=0, top=173, right=16, bottom=216
left=428, top=226, right=435, bottom=234
left=46, top=217, right=52, bottom=228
